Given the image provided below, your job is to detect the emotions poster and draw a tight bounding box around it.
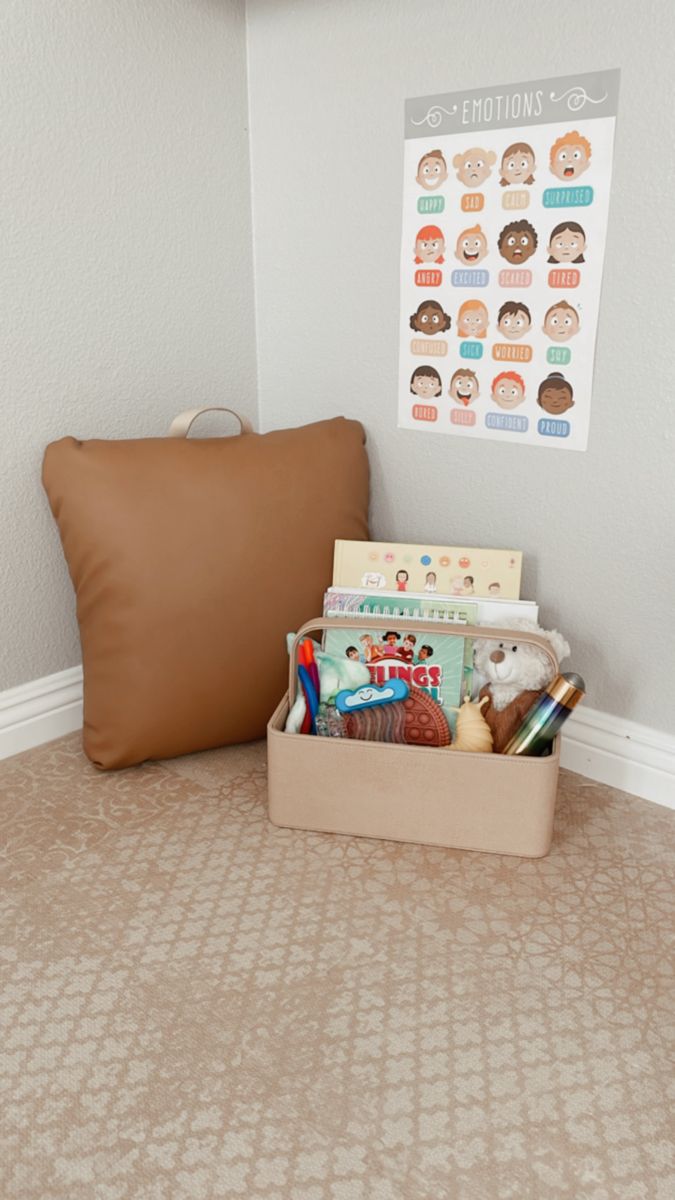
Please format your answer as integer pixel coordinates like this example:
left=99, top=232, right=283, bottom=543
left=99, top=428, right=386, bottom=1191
left=398, top=70, right=620, bottom=451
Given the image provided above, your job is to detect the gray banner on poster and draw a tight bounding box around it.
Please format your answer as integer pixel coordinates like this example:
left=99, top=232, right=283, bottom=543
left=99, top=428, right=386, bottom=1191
left=405, top=69, right=620, bottom=139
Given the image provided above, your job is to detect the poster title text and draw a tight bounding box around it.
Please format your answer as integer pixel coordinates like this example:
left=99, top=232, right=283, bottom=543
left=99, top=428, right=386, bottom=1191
left=461, top=90, right=544, bottom=126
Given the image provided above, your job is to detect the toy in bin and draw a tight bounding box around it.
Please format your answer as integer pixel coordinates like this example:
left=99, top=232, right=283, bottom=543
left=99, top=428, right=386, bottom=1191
left=284, top=638, right=369, bottom=734
left=473, top=621, right=572, bottom=752
left=343, top=686, right=451, bottom=747
left=284, top=633, right=451, bottom=746
left=448, top=696, right=493, bottom=753
left=503, top=672, right=585, bottom=755
left=284, top=619, right=584, bottom=756
left=335, top=679, right=409, bottom=712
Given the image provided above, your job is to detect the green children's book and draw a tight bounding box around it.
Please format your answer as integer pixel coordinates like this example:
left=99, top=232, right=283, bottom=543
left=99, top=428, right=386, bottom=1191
left=322, top=624, right=472, bottom=737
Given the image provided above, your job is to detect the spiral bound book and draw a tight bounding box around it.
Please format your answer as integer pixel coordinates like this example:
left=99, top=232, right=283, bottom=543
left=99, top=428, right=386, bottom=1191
left=324, top=587, right=538, bottom=626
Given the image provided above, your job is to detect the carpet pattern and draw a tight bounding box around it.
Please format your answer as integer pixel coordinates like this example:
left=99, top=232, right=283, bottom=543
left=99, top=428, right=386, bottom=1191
left=1, top=734, right=674, bottom=1200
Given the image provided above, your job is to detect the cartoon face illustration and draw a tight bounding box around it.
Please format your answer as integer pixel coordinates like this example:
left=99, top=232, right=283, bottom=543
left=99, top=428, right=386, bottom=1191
left=409, top=300, right=451, bottom=335
left=414, top=225, right=445, bottom=264
left=549, top=131, right=592, bottom=181
left=454, top=224, right=488, bottom=266
left=537, top=372, right=575, bottom=415
left=497, top=301, right=531, bottom=341
left=361, top=633, right=384, bottom=661
left=410, top=365, right=442, bottom=399
left=416, top=149, right=448, bottom=191
left=381, top=631, right=402, bottom=656
left=543, top=301, right=580, bottom=341
left=418, top=645, right=434, bottom=661
left=547, top=222, right=586, bottom=263
left=491, top=371, right=525, bottom=410
left=488, top=582, right=501, bottom=594
left=499, top=142, right=536, bottom=187
left=346, top=647, right=360, bottom=660
left=361, top=571, right=386, bottom=588
left=498, top=220, right=538, bottom=265
left=449, top=368, right=480, bottom=406
left=452, top=147, right=496, bottom=188
left=457, top=300, right=488, bottom=339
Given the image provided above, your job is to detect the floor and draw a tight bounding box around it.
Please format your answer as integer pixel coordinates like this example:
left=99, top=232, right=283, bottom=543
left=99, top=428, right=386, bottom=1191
left=1, top=735, right=673, bottom=1200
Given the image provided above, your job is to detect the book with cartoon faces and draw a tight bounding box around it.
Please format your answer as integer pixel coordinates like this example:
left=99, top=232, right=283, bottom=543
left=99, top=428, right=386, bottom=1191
left=323, top=623, right=471, bottom=737
left=332, top=540, right=522, bottom=600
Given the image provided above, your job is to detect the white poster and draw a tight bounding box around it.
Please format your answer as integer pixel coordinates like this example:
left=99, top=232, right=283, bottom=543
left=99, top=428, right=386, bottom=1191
left=398, top=70, right=620, bottom=451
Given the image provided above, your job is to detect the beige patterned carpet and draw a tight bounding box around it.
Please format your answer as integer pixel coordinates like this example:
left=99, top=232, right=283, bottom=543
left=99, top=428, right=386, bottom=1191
left=1, top=734, right=674, bottom=1200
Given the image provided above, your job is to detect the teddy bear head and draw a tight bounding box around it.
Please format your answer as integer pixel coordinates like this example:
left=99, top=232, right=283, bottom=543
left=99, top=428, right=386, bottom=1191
left=474, top=620, right=570, bottom=698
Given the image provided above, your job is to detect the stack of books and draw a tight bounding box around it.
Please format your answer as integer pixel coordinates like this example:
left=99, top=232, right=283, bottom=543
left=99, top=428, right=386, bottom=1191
left=322, top=539, right=537, bottom=735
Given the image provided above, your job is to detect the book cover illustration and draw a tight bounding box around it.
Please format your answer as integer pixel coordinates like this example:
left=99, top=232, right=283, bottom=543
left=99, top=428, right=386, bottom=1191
left=323, top=624, right=471, bottom=736
left=324, top=586, right=538, bottom=626
left=333, top=540, right=522, bottom=599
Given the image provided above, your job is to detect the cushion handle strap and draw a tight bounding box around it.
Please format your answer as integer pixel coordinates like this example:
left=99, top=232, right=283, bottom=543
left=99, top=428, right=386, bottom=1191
left=167, top=406, right=253, bottom=438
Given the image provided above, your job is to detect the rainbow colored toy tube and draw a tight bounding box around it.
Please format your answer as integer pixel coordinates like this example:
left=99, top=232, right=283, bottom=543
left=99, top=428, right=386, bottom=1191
left=502, top=672, right=585, bottom=756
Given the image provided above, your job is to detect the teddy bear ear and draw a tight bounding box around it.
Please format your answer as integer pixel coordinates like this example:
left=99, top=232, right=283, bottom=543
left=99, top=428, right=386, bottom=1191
left=545, top=629, right=571, bottom=663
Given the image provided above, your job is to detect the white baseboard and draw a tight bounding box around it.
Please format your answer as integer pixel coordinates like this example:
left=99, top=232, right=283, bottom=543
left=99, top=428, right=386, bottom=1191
left=560, top=705, right=675, bottom=810
left=0, top=666, right=83, bottom=761
left=0, top=669, right=673, bottom=809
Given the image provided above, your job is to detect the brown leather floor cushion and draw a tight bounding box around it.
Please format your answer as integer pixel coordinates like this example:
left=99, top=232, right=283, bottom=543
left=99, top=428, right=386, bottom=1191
left=42, top=409, right=370, bottom=769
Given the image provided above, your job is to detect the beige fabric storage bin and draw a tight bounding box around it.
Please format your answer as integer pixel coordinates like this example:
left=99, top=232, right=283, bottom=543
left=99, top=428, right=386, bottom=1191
left=267, top=619, right=561, bottom=858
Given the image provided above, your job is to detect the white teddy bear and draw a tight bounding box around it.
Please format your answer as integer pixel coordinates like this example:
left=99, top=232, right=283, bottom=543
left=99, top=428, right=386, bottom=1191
left=473, top=620, right=570, bottom=752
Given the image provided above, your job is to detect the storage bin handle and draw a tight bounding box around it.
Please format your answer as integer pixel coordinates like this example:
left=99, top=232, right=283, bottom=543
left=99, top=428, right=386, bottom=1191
left=288, top=617, right=560, bottom=704
left=167, top=406, right=253, bottom=438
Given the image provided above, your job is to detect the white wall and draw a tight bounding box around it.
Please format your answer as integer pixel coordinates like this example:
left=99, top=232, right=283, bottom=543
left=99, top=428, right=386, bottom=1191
left=246, top=0, right=675, bottom=733
left=3, top=0, right=674, bottom=740
left=0, top=0, right=256, bottom=690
